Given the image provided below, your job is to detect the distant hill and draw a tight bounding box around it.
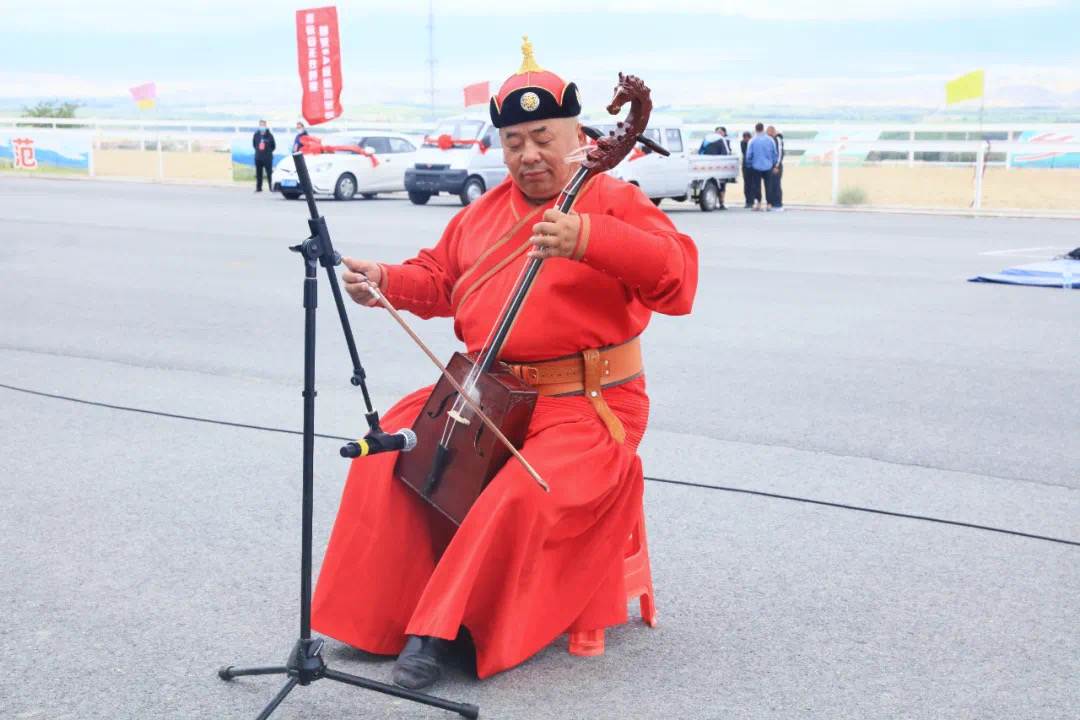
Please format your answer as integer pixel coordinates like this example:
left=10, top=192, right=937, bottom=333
left=2, top=97, right=1078, bottom=125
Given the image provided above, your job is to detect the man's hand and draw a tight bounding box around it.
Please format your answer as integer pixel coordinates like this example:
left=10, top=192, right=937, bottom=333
left=529, top=209, right=581, bottom=260
left=341, top=257, right=382, bottom=307
left=772, top=167, right=780, bottom=174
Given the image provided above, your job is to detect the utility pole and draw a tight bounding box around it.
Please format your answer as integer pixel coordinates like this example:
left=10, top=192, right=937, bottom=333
left=426, top=0, right=436, bottom=121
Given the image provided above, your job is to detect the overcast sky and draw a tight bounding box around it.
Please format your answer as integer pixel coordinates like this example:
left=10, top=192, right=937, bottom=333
left=3, top=0, right=1079, bottom=110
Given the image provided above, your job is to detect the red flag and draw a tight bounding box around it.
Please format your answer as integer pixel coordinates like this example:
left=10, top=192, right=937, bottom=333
left=463, top=81, right=489, bottom=107
left=296, top=6, right=343, bottom=125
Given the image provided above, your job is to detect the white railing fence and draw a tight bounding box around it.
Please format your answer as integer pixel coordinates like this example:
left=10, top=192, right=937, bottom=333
left=3, top=117, right=1079, bottom=210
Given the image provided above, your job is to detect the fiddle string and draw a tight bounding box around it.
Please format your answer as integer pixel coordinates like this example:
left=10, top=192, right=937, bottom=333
left=562, top=143, right=592, bottom=164
left=438, top=254, right=530, bottom=448
left=473, top=257, right=530, bottom=364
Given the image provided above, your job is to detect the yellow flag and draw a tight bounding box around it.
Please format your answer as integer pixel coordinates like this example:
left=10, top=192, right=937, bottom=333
left=945, top=70, right=984, bottom=105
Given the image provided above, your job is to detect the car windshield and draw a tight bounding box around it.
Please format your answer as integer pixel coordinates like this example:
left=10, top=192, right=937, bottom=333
left=423, top=120, right=484, bottom=146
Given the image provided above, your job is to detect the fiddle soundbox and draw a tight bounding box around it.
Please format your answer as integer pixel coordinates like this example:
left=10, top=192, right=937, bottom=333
left=395, top=352, right=537, bottom=526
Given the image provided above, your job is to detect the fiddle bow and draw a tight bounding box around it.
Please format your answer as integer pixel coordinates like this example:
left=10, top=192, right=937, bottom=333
left=363, top=72, right=659, bottom=526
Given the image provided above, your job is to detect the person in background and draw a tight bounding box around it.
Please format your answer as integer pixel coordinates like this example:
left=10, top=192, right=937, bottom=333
left=716, top=126, right=732, bottom=155
left=766, top=125, right=784, bottom=211
left=699, top=126, right=731, bottom=155
left=740, top=130, right=755, bottom=208
left=292, top=121, right=309, bottom=153
left=699, top=126, right=731, bottom=210
left=744, top=122, right=776, bottom=211
left=252, top=120, right=276, bottom=193
left=699, top=131, right=721, bottom=154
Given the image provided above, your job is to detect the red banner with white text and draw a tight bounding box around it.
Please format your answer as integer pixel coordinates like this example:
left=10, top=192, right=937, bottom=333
left=296, top=6, right=343, bottom=125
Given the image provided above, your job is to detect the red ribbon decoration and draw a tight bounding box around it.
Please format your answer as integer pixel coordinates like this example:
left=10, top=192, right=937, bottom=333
left=424, top=134, right=488, bottom=154
left=298, top=134, right=378, bottom=167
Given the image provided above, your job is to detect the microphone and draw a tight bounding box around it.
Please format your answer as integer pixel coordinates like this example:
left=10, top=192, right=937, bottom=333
left=340, top=428, right=417, bottom=458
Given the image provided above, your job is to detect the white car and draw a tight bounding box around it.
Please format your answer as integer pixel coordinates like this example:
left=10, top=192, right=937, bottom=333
left=273, top=131, right=419, bottom=200
left=403, top=113, right=509, bottom=206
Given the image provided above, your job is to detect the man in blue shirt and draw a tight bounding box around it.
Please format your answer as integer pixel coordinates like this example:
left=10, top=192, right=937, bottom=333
left=744, top=122, right=777, bottom=211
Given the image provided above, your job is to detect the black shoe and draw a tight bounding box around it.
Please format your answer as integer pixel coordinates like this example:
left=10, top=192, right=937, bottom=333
left=392, top=635, right=450, bottom=690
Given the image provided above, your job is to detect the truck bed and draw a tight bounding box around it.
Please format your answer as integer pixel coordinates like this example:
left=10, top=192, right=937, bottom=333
left=689, top=154, right=740, bottom=181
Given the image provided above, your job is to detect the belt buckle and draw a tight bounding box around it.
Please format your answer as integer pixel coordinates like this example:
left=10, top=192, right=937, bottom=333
left=508, top=363, right=539, bottom=384
left=522, top=365, right=539, bottom=384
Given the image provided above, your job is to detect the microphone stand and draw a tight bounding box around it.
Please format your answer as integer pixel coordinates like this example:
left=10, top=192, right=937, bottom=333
left=217, top=151, right=480, bottom=720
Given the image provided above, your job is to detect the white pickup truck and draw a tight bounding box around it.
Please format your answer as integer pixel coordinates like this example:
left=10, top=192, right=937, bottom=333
left=586, top=114, right=739, bottom=211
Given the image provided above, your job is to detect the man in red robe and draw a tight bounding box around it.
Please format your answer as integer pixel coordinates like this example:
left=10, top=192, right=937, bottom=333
left=311, top=37, right=698, bottom=691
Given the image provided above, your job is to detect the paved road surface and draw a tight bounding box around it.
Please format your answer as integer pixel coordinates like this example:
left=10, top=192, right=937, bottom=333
left=1, top=178, right=1077, bottom=719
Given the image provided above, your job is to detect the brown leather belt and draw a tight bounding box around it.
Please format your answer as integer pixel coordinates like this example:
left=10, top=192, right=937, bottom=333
left=502, top=336, right=642, bottom=443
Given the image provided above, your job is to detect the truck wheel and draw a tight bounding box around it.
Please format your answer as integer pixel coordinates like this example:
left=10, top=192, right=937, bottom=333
left=699, top=181, right=719, bottom=212
left=459, top=176, right=485, bottom=205
left=408, top=191, right=431, bottom=205
left=334, top=173, right=357, bottom=200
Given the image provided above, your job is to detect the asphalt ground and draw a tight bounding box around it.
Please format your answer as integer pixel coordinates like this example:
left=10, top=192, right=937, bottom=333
left=1, top=178, right=1077, bottom=720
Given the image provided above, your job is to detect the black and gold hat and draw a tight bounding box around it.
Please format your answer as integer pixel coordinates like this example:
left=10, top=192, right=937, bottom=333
left=489, top=36, right=582, bottom=129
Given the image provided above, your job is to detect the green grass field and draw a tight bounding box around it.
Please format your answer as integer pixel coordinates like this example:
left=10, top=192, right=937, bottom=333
left=232, top=162, right=256, bottom=182
left=0, top=157, right=88, bottom=174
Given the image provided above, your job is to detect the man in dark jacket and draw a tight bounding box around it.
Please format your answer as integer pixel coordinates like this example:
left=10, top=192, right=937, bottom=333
left=253, top=120, right=276, bottom=192
left=700, top=126, right=731, bottom=155
left=740, top=131, right=756, bottom=208
left=699, top=126, right=731, bottom=209
left=766, top=125, right=784, bottom=210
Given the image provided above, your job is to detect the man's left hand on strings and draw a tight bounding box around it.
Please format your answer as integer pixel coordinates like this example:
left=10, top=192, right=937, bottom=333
left=529, top=209, right=580, bottom=259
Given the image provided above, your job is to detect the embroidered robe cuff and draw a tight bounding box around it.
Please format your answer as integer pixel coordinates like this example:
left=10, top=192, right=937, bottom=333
left=578, top=214, right=668, bottom=290
left=378, top=263, right=444, bottom=314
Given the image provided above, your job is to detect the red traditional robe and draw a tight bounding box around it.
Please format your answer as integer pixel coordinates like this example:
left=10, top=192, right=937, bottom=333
left=311, top=171, right=697, bottom=679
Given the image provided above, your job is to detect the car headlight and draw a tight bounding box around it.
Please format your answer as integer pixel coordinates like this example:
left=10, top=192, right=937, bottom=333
left=312, top=162, right=333, bottom=173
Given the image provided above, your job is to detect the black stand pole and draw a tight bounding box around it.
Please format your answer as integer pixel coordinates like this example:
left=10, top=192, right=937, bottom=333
left=217, top=152, right=479, bottom=720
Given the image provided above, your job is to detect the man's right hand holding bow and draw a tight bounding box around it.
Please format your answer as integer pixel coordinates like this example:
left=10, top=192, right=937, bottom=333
left=342, top=257, right=382, bottom=307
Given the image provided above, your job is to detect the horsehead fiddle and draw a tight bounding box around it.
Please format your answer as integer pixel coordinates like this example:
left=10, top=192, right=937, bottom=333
left=357, top=73, right=661, bottom=527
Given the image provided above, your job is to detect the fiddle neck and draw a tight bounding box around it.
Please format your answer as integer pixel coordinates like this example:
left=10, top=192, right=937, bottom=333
left=477, top=165, right=591, bottom=373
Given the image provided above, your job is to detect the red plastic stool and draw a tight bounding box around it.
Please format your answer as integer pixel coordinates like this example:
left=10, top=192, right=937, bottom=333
left=567, top=507, right=657, bottom=656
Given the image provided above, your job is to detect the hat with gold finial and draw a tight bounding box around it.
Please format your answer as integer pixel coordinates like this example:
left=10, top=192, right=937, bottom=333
left=489, top=36, right=582, bottom=129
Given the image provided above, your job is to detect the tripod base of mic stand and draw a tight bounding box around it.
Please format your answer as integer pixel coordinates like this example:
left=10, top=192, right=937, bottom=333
left=219, top=637, right=480, bottom=719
